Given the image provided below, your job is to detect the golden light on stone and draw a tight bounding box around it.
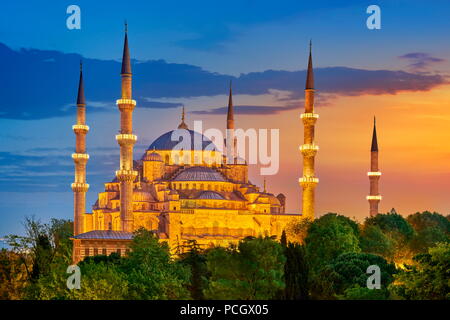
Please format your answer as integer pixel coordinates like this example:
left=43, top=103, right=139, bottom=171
left=72, top=124, right=90, bottom=131
left=116, top=98, right=137, bottom=106
left=299, top=144, right=319, bottom=151
left=367, top=171, right=382, bottom=176
left=71, top=153, right=90, bottom=160
left=299, top=177, right=319, bottom=183
left=71, top=28, right=303, bottom=264
left=366, top=195, right=382, bottom=200
left=300, top=113, right=319, bottom=119
left=115, top=134, right=137, bottom=141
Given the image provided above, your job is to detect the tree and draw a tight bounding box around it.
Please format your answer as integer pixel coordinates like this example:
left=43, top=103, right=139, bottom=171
left=407, top=211, right=450, bottom=254
left=283, top=242, right=309, bottom=300
left=360, top=224, right=395, bottom=260
left=305, top=213, right=360, bottom=270
left=178, top=240, right=208, bottom=300
left=284, top=218, right=312, bottom=244
left=0, top=249, right=29, bottom=299
left=390, top=242, right=450, bottom=300
left=5, top=216, right=73, bottom=298
left=365, top=212, right=415, bottom=265
left=121, top=228, right=190, bottom=300
left=205, top=237, right=286, bottom=300
left=312, top=252, right=396, bottom=299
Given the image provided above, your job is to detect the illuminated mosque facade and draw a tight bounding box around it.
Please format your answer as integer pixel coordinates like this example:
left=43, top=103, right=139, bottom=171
left=70, top=28, right=319, bottom=263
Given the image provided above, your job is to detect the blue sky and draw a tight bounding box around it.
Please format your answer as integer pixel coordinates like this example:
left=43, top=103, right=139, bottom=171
left=0, top=0, right=449, bottom=238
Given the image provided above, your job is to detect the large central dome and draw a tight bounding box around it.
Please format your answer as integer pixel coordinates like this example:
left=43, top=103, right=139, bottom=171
left=148, top=129, right=217, bottom=151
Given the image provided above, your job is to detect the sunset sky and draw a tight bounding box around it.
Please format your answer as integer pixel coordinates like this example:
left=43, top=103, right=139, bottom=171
left=1, top=0, right=449, bottom=237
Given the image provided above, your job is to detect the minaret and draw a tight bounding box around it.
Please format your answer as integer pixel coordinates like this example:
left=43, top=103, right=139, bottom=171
left=226, top=81, right=235, bottom=163
left=115, top=23, right=138, bottom=232
left=72, top=62, right=89, bottom=236
left=299, top=41, right=319, bottom=220
left=367, top=117, right=381, bottom=216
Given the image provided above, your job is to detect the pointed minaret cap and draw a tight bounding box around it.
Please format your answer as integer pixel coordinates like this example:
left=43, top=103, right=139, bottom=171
left=178, top=106, right=188, bottom=129
left=121, top=21, right=132, bottom=75
left=227, top=80, right=234, bottom=130
left=263, top=178, right=267, bottom=193
left=371, top=116, right=378, bottom=152
left=77, top=61, right=86, bottom=105
left=305, top=40, right=314, bottom=90
left=227, top=80, right=234, bottom=120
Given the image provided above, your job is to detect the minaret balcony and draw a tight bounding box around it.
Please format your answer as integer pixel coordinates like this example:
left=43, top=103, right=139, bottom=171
left=299, top=176, right=319, bottom=185
left=301, top=113, right=319, bottom=125
left=72, top=124, right=89, bottom=133
left=299, top=144, right=319, bottom=151
left=366, top=195, right=382, bottom=200
left=115, top=169, right=138, bottom=182
left=71, top=182, right=89, bottom=192
left=299, top=144, right=319, bottom=156
left=367, top=171, right=382, bottom=176
left=116, top=98, right=137, bottom=108
left=300, top=113, right=319, bottom=119
left=116, top=134, right=137, bottom=144
left=72, top=153, right=89, bottom=160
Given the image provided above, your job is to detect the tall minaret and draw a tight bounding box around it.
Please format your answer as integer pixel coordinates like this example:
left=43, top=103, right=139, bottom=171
left=226, top=81, right=235, bottom=163
left=299, top=41, right=319, bottom=220
left=72, top=62, right=89, bottom=236
left=115, top=23, right=138, bottom=232
left=367, top=117, right=381, bottom=216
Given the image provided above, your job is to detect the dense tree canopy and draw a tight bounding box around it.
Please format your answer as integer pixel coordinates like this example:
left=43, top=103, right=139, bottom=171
left=204, top=237, right=285, bottom=300
left=305, top=213, right=361, bottom=269
left=1, top=211, right=449, bottom=300
left=391, top=242, right=450, bottom=300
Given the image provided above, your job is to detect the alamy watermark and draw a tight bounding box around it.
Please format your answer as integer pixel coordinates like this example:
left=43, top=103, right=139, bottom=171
left=66, top=5, right=81, bottom=30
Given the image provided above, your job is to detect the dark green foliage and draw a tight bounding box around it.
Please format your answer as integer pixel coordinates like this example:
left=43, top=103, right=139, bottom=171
left=283, top=242, right=309, bottom=300
left=364, top=212, right=415, bottom=263
left=340, top=284, right=391, bottom=300
left=312, top=252, right=396, bottom=299
left=305, top=213, right=361, bottom=269
left=178, top=240, right=208, bottom=300
left=205, top=237, right=285, bottom=300
left=3, top=211, right=450, bottom=300
left=121, top=228, right=191, bottom=300
left=407, top=211, right=450, bottom=254
left=360, top=225, right=394, bottom=260
left=391, top=242, right=450, bottom=300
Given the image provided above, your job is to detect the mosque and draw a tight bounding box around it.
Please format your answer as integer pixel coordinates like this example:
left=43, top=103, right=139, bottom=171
left=70, top=27, right=322, bottom=263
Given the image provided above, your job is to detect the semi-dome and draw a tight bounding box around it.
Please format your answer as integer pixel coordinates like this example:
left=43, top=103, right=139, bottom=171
left=148, top=129, right=216, bottom=151
left=172, top=166, right=226, bottom=182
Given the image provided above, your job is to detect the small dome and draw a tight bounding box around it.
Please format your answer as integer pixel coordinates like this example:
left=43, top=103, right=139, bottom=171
left=144, top=151, right=162, bottom=161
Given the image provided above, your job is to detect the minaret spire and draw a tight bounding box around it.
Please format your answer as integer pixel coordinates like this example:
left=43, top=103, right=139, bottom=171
left=116, top=24, right=138, bottom=232
left=371, top=117, right=378, bottom=152
left=72, top=61, right=90, bottom=238
left=305, top=39, right=314, bottom=90
left=178, top=106, right=188, bottom=129
left=121, top=21, right=132, bottom=75
left=299, top=41, right=319, bottom=220
left=227, top=80, right=234, bottom=130
left=367, top=116, right=381, bottom=216
left=226, top=80, right=236, bottom=164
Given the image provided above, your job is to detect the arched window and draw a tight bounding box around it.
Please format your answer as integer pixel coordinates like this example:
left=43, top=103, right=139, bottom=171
left=165, top=154, right=170, bottom=164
